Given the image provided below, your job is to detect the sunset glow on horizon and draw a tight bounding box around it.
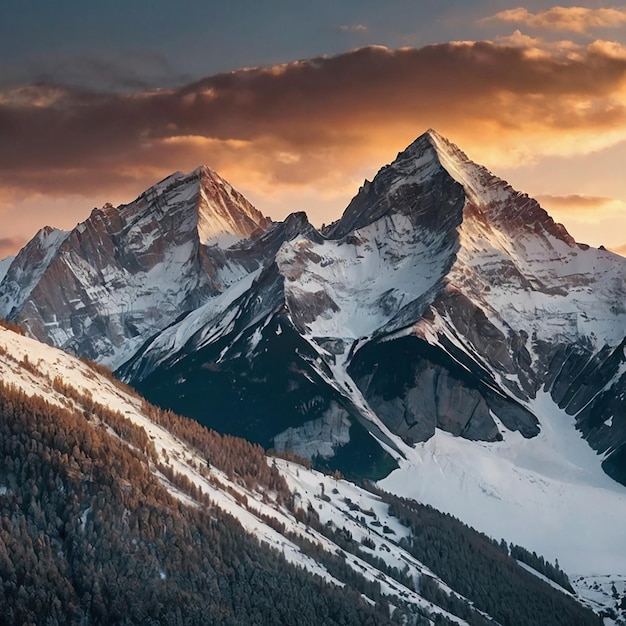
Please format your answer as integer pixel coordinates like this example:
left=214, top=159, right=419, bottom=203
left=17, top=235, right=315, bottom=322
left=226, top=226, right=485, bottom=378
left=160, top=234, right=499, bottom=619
left=1, top=2, right=626, bottom=256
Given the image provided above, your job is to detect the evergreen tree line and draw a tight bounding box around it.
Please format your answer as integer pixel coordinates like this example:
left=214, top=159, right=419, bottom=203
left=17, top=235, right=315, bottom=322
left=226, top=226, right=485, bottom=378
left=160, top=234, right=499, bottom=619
left=139, top=398, right=291, bottom=499
left=0, top=379, right=395, bottom=625
left=503, top=542, right=573, bottom=592
left=370, top=488, right=600, bottom=626
left=295, top=498, right=494, bottom=626
left=51, top=362, right=294, bottom=505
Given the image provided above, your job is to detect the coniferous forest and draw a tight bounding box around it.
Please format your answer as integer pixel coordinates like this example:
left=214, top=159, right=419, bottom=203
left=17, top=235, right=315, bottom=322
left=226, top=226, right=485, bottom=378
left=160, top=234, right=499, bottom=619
left=0, top=380, right=394, bottom=625
left=0, top=348, right=604, bottom=625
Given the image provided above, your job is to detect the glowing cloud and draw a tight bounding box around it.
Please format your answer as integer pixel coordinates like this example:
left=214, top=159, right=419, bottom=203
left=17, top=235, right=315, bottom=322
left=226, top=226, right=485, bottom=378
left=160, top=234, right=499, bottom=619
left=536, top=194, right=615, bottom=210
left=2, top=40, right=626, bottom=245
left=483, top=6, right=626, bottom=34
left=3, top=42, right=626, bottom=191
left=0, top=237, right=26, bottom=257
left=536, top=194, right=626, bottom=224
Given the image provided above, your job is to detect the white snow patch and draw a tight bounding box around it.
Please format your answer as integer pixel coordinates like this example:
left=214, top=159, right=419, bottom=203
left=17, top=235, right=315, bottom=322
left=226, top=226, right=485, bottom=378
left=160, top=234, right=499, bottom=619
left=0, top=255, right=14, bottom=284
left=380, top=391, right=626, bottom=577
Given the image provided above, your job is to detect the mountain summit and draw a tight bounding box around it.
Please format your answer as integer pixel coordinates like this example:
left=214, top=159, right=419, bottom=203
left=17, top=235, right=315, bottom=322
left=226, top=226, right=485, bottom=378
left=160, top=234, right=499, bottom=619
left=0, top=166, right=271, bottom=366
left=328, top=128, right=576, bottom=246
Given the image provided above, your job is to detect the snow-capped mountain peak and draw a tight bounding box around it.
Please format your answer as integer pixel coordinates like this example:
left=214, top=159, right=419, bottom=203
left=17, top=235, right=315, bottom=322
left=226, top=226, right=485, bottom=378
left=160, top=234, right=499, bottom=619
left=329, top=129, right=577, bottom=253
left=0, top=166, right=272, bottom=367
left=114, top=164, right=270, bottom=248
left=193, top=164, right=271, bottom=246
left=0, top=225, right=70, bottom=319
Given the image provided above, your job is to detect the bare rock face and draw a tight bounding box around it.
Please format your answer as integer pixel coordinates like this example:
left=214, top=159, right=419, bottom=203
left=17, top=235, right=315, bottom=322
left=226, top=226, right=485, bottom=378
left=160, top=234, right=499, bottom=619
left=273, top=402, right=352, bottom=459
left=542, top=338, right=626, bottom=484
left=349, top=333, right=536, bottom=444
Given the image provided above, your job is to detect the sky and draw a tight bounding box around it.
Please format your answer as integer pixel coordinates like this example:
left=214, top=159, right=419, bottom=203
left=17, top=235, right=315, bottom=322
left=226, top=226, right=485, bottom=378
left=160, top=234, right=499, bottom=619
left=1, top=1, right=626, bottom=257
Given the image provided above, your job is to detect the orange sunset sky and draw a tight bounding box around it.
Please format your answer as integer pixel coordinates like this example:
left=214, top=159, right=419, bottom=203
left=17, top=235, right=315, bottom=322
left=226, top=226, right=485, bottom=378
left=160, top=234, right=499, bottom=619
left=1, top=2, right=626, bottom=257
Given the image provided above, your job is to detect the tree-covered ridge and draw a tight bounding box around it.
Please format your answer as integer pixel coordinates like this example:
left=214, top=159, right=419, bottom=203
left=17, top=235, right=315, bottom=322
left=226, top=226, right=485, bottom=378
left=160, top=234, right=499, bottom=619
left=374, top=489, right=600, bottom=626
left=0, top=380, right=394, bottom=625
left=505, top=543, right=574, bottom=592
left=0, top=331, right=448, bottom=622
left=0, top=334, right=460, bottom=624
left=52, top=368, right=293, bottom=504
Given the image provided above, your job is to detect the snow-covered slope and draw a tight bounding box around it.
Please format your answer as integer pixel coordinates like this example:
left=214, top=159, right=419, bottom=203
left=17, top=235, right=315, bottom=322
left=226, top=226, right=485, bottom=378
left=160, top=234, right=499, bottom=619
left=4, top=323, right=600, bottom=624
left=0, top=167, right=271, bottom=368
left=381, top=392, right=626, bottom=572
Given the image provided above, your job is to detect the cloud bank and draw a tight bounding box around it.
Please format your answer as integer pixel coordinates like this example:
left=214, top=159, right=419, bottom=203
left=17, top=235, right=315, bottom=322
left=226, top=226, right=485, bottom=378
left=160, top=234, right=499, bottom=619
left=2, top=38, right=626, bottom=244
left=536, top=194, right=626, bottom=225
left=0, top=237, right=26, bottom=258
left=536, top=194, right=614, bottom=210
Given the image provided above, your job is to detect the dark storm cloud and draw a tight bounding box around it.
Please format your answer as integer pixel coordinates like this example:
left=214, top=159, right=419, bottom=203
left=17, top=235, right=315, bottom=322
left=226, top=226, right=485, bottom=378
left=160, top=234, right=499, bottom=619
left=0, top=50, right=193, bottom=93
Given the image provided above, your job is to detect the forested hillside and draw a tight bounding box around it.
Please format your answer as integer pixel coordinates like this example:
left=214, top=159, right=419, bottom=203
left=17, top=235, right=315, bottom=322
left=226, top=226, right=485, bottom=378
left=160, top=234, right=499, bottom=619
left=0, top=325, right=605, bottom=624
left=0, top=380, right=393, bottom=625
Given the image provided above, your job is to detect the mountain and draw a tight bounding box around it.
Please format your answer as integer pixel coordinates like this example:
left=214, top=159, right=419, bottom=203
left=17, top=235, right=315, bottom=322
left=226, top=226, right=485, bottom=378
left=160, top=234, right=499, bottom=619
left=2, top=130, right=625, bottom=613
left=0, top=254, right=13, bottom=284
left=1, top=321, right=606, bottom=625
left=115, top=130, right=626, bottom=481
left=0, top=166, right=271, bottom=368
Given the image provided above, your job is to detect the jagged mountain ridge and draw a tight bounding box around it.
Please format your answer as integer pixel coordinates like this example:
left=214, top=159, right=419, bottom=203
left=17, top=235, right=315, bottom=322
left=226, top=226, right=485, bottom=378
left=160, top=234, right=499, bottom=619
left=114, top=130, right=626, bottom=484
left=2, top=129, right=623, bottom=482
left=2, top=322, right=607, bottom=625
left=0, top=165, right=272, bottom=368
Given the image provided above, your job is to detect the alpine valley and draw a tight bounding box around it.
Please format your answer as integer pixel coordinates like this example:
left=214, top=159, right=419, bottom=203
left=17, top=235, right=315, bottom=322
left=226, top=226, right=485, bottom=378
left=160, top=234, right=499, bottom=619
left=1, top=130, right=625, bottom=623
